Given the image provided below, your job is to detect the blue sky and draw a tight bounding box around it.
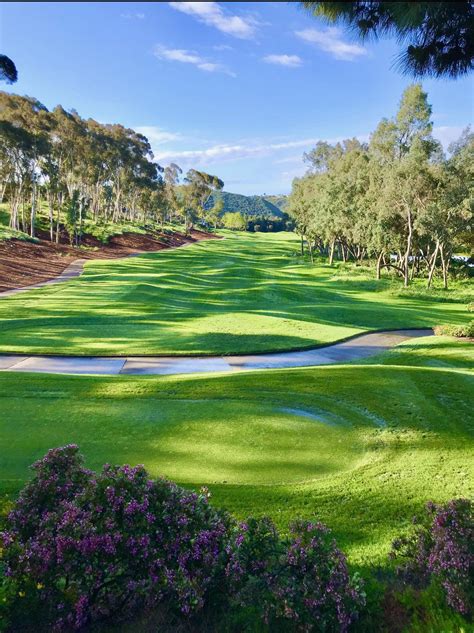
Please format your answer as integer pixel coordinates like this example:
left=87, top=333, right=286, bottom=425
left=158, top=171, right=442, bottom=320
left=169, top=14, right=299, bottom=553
left=1, top=2, right=472, bottom=195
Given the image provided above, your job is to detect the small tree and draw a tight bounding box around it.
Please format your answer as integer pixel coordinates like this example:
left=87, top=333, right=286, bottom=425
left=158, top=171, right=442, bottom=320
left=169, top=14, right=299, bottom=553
left=222, top=212, right=246, bottom=231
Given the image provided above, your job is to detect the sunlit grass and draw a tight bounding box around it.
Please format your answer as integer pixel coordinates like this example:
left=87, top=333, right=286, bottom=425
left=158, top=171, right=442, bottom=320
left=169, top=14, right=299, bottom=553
left=0, top=232, right=471, bottom=355
left=0, top=336, right=472, bottom=568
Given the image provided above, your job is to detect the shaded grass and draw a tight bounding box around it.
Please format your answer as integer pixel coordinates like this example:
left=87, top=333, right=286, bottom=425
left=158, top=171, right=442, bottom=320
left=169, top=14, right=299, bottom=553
left=0, top=337, right=472, bottom=569
left=0, top=232, right=471, bottom=355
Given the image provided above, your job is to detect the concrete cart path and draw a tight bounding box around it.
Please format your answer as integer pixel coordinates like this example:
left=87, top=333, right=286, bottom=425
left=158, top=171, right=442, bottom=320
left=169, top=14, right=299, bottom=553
left=0, top=329, right=433, bottom=376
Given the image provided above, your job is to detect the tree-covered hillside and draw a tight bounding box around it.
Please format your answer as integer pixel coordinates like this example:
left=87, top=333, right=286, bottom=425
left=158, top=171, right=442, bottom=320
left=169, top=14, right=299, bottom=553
left=208, top=191, right=286, bottom=218
left=262, top=194, right=289, bottom=212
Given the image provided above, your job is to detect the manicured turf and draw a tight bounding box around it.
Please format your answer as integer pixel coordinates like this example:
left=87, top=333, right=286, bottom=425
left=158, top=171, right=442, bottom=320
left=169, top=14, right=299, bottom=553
left=0, top=231, right=471, bottom=356
left=0, top=336, right=472, bottom=568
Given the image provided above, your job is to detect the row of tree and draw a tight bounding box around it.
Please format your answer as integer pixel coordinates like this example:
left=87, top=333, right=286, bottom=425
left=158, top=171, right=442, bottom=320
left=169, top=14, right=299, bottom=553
left=288, top=85, right=473, bottom=289
left=0, top=92, right=224, bottom=243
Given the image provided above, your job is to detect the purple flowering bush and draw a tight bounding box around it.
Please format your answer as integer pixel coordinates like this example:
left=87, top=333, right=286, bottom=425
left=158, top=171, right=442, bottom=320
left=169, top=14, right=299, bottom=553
left=390, top=499, right=473, bottom=616
left=226, top=517, right=365, bottom=632
left=1, top=445, right=229, bottom=630
left=1, top=446, right=365, bottom=632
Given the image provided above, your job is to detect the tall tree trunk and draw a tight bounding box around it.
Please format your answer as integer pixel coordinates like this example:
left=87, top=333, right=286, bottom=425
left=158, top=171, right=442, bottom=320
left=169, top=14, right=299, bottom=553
left=403, top=209, right=413, bottom=288
left=30, top=182, right=37, bottom=238
left=48, top=191, right=54, bottom=241
left=55, top=192, right=62, bottom=243
left=0, top=180, right=8, bottom=203
left=439, top=243, right=450, bottom=290
left=329, top=239, right=336, bottom=266
left=427, top=241, right=439, bottom=289
left=376, top=251, right=384, bottom=280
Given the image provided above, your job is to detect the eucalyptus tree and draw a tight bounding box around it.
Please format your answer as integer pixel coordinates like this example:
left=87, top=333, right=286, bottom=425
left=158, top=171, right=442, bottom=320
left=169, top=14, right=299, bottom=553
left=207, top=196, right=224, bottom=229
left=369, top=84, right=440, bottom=284
left=419, top=129, right=474, bottom=288
left=181, top=169, right=224, bottom=233
left=0, top=120, right=34, bottom=231
left=222, top=211, right=246, bottom=231
left=163, top=163, right=183, bottom=223
left=1, top=91, right=221, bottom=241
left=289, top=83, right=470, bottom=288
left=0, top=92, right=51, bottom=236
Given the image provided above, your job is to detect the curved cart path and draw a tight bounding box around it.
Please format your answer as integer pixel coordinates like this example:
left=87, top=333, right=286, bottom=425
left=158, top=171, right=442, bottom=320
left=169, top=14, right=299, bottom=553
left=0, top=329, right=433, bottom=376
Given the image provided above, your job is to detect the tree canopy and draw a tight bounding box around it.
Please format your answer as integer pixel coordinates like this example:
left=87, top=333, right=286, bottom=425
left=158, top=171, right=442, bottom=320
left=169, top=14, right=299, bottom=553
left=299, top=2, right=474, bottom=78
left=0, top=55, right=17, bottom=83
left=288, top=84, right=473, bottom=289
left=0, top=91, right=224, bottom=241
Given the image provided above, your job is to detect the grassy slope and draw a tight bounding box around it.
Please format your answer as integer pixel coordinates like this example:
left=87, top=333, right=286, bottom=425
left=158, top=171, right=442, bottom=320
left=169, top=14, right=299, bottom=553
left=0, top=231, right=471, bottom=356
left=0, top=336, right=472, bottom=569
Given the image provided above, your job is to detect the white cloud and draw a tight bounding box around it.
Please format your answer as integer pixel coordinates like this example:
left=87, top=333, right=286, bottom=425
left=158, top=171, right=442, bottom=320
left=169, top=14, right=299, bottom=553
left=213, top=44, right=233, bottom=51
left=153, top=45, right=235, bottom=76
left=155, top=133, right=370, bottom=167
left=295, top=27, right=367, bottom=61
left=155, top=137, right=328, bottom=166
left=135, top=126, right=181, bottom=147
left=433, top=125, right=465, bottom=149
left=263, top=54, right=302, bottom=68
left=120, top=12, right=145, bottom=19
left=168, top=2, right=257, bottom=39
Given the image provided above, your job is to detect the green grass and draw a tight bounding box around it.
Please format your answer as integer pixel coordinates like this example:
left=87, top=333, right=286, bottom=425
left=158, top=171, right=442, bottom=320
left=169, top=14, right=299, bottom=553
left=0, top=208, right=38, bottom=242
left=0, top=202, right=181, bottom=245
left=0, top=336, right=472, bottom=569
left=0, top=232, right=471, bottom=356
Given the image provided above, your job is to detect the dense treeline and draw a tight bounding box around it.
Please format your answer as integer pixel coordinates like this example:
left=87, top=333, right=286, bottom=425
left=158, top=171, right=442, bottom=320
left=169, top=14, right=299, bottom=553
left=288, top=85, right=473, bottom=289
left=221, top=210, right=292, bottom=233
left=0, top=92, right=223, bottom=243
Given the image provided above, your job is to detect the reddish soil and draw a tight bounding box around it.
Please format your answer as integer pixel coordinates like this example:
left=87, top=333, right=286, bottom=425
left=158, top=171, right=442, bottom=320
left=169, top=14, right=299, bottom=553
left=0, top=229, right=217, bottom=292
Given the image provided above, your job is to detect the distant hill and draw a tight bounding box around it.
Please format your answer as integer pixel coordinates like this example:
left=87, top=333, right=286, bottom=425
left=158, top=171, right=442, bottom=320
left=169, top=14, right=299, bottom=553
left=207, top=191, right=288, bottom=218
left=261, top=195, right=289, bottom=212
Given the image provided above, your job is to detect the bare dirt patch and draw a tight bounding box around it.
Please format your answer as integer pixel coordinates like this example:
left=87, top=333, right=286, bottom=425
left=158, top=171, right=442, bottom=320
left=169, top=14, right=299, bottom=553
left=0, top=229, right=217, bottom=292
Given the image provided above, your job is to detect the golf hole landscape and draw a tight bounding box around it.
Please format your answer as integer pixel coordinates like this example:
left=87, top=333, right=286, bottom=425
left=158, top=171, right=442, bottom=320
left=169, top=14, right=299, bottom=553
left=0, top=2, right=473, bottom=632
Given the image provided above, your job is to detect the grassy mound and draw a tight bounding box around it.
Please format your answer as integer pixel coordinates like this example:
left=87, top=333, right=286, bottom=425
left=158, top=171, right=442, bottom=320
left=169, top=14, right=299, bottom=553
left=0, top=336, right=472, bottom=568
left=0, top=232, right=471, bottom=356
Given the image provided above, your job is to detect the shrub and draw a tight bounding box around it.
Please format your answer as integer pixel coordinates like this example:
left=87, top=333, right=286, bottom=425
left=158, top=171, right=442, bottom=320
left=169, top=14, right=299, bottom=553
left=1, top=446, right=229, bottom=631
left=226, top=517, right=365, bottom=632
left=390, top=499, right=473, bottom=616
left=434, top=320, right=474, bottom=338
left=1, top=447, right=365, bottom=632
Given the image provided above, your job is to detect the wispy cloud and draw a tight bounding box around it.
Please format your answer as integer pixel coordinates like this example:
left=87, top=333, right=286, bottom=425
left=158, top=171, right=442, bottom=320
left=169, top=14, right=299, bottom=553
left=120, top=12, right=145, bottom=20
left=155, top=137, right=327, bottom=166
left=135, top=126, right=181, bottom=147
left=154, top=45, right=235, bottom=76
left=295, top=27, right=367, bottom=61
left=168, top=2, right=258, bottom=39
left=263, top=54, right=302, bottom=68
left=213, top=44, right=233, bottom=51
left=154, top=134, right=370, bottom=167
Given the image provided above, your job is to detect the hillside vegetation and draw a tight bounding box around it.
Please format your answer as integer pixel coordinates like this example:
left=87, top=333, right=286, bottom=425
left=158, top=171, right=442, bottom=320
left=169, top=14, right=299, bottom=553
left=208, top=191, right=286, bottom=218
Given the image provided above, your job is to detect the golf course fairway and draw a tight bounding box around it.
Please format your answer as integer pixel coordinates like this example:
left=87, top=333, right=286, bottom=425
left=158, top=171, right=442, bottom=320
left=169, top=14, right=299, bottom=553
left=0, top=232, right=470, bottom=356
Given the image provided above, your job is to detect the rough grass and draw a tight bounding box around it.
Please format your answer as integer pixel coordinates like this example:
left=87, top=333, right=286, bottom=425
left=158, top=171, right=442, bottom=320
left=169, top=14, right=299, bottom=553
left=0, top=232, right=471, bottom=356
left=0, top=209, right=38, bottom=242
left=0, top=336, right=472, bottom=570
